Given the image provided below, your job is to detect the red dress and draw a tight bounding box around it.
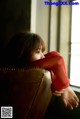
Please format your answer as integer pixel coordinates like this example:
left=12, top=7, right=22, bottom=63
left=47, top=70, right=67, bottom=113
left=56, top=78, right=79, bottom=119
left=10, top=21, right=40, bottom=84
left=29, top=51, right=70, bottom=91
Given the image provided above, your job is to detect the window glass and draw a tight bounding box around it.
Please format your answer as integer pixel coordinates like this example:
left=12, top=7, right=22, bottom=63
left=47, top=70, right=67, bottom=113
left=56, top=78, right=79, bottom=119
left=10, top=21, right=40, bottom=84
left=70, top=1, right=80, bottom=87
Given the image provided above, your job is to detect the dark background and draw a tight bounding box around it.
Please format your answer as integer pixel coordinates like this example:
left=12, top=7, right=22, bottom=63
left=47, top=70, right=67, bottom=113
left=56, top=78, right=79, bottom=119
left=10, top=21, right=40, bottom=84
left=0, top=0, right=31, bottom=47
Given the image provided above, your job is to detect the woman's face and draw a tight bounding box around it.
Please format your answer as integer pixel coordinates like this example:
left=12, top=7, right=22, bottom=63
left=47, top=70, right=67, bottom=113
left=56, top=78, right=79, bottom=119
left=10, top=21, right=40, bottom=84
left=30, top=45, right=45, bottom=62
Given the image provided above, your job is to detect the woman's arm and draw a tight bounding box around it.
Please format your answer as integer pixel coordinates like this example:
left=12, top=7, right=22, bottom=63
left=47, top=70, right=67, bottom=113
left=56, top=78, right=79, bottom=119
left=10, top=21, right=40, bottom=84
left=30, top=51, right=70, bottom=91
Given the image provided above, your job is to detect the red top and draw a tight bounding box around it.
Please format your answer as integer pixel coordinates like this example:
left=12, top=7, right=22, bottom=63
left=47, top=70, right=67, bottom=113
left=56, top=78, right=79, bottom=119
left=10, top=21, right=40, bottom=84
left=29, top=51, right=70, bottom=91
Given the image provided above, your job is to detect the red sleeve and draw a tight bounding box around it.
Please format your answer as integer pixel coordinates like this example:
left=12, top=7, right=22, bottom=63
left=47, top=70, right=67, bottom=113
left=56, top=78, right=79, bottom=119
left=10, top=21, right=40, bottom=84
left=29, top=51, right=70, bottom=91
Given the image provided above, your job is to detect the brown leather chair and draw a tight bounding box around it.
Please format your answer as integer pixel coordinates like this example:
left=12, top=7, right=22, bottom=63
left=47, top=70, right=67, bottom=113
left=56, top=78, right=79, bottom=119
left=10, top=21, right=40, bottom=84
left=0, top=68, right=52, bottom=119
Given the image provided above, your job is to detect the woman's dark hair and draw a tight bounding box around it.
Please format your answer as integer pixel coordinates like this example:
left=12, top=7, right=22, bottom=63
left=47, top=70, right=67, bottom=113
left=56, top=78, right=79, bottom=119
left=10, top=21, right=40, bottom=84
left=4, top=32, right=45, bottom=67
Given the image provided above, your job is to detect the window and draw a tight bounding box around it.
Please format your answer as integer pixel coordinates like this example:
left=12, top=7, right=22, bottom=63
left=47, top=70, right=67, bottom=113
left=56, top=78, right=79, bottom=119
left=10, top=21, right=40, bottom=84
left=70, top=1, right=80, bottom=87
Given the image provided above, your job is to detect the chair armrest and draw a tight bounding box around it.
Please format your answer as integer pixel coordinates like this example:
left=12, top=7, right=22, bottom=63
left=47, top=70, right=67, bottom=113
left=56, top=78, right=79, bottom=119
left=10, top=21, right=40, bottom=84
left=27, top=69, right=52, bottom=119
left=0, top=68, right=52, bottom=119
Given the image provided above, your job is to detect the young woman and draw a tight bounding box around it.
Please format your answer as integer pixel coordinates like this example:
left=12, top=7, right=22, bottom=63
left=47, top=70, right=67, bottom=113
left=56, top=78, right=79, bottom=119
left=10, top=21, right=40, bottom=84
left=4, top=32, right=79, bottom=109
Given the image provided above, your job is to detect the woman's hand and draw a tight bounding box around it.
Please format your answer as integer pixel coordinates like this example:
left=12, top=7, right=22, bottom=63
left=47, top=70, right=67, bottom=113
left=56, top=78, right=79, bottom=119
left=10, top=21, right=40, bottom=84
left=60, top=86, right=79, bottom=110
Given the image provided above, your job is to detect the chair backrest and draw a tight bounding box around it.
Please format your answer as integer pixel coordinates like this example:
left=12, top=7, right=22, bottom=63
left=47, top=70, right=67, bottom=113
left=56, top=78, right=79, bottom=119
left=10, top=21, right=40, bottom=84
left=0, top=68, right=52, bottom=119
